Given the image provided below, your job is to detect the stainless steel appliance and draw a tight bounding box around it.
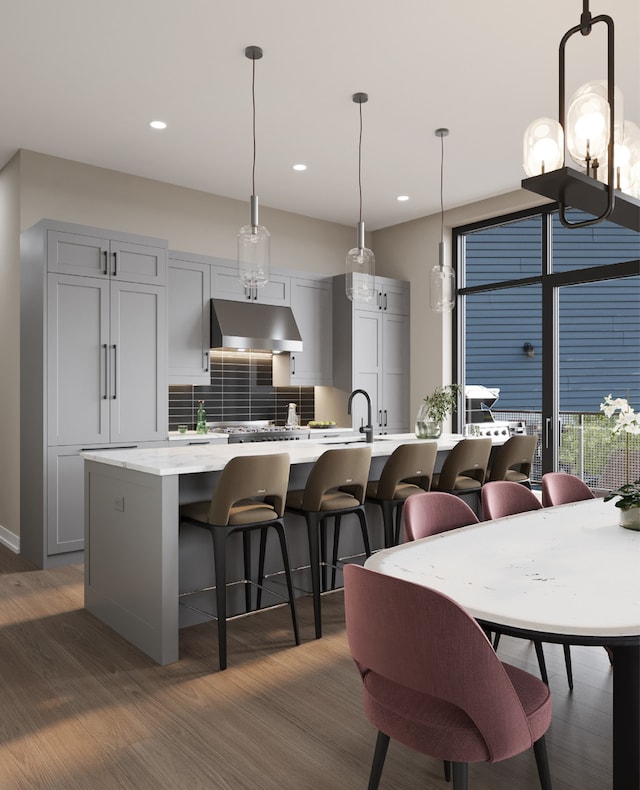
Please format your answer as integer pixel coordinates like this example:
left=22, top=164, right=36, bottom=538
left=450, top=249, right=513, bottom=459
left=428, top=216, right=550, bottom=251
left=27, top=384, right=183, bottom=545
left=208, top=421, right=308, bottom=443
left=464, top=386, right=527, bottom=437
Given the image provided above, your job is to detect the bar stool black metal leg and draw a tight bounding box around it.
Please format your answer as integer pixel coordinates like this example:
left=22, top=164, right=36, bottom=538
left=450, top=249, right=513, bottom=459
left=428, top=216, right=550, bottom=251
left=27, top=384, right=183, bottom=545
left=256, top=528, right=268, bottom=610
left=242, top=530, right=252, bottom=613
left=306, top=514, right=322, bottom=639
left=331, top=515, right=342, bottom=590
left=356, top=507, right=372, bottom=558
left=211, top=528, right=228, bottom=671
left=272, top=521, right=300, bottom=645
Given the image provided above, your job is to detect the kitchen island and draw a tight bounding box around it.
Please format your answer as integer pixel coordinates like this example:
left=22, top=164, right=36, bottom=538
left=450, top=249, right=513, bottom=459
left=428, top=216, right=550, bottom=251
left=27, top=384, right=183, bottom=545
left=82, top=434, right=500, bottom=664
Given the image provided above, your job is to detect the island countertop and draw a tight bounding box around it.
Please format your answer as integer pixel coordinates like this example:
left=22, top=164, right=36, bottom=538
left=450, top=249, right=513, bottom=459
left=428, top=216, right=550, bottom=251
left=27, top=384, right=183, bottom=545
left=81, top=433, right=488, bottom=476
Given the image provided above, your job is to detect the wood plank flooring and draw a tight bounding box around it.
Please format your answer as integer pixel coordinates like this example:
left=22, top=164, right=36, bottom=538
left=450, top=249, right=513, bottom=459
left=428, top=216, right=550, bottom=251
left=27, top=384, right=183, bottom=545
left=0, top=546, right=614, bottom=789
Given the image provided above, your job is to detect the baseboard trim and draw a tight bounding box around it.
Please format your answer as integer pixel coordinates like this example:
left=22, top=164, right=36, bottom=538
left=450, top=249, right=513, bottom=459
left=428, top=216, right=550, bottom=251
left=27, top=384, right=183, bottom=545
left=0, top=524, right=20, bottom=554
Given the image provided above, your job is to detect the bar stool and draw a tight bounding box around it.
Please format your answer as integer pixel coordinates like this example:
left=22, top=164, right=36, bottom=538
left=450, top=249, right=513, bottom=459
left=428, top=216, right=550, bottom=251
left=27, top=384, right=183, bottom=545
left=284, top=446, right=372, bottom=639
left=430, top=437, right=492, bottom=514
left=179, top=452, right=299, bottom=671
left=487, top=434, right=538, bottom=487
left=365, top=442, right=438, bottom=546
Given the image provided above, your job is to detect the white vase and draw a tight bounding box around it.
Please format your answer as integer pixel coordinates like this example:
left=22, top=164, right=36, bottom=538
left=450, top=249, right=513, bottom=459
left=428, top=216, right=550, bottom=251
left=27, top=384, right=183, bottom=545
left=619, top=507, right=640, bottom=531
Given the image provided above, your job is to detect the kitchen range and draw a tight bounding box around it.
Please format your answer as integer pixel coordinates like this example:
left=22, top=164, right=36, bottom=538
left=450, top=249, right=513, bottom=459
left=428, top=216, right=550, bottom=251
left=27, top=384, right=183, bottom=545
left=207, top=421, right=310, bottom=443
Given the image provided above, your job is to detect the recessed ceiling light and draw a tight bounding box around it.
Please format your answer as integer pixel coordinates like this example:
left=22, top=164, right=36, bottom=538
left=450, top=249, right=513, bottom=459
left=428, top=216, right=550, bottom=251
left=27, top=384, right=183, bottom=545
left=149, top=120, right=167, bottom=130
left=397, top=195, right=410, bottom=202
left=292, top=163, right=307, bottom=171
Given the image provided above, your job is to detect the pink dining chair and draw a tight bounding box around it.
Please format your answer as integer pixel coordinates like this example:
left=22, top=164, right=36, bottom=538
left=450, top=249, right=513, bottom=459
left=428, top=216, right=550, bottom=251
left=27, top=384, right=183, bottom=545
left=344, top=565, right=553, bottom=790
left=481, top=480, right=573, bottom=691
left=403, top=491, right=479, bottom=542
left=541, top=472, right=596, bottom=507
left=481, top=480, right=542, bottom=520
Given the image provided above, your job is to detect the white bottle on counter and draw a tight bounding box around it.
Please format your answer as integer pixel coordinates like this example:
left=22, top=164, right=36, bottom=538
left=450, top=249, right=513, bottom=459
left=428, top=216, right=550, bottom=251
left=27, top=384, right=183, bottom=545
left=286, top=402, right=298, bottom=428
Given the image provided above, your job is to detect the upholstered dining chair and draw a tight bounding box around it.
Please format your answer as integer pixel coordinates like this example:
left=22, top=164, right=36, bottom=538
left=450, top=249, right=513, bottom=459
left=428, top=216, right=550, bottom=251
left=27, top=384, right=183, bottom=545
left=541, top=472, right=596, bottom=507
left=365, top=441, right=438, bottom=547
left=344, top=564, right=553, bottom=790
left=283, top=446, right=372, bottom=639
left=179, top=452, right=299, bottom=671
left=430, top=437, right=492, bottom=514
left=481, top=480, right=573, bottom=691
left=487, top=434, right=538, bottom=487
left=403, top=490, right=479, bottom=542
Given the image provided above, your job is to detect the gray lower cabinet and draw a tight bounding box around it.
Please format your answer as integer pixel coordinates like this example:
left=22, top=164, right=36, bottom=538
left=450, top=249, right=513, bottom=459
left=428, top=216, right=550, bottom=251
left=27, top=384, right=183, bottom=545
left=168, top=254, right=211, bottom=385
left=333, top=274, right=410, bottom=435
left=20, top=219, right=168, bottom=568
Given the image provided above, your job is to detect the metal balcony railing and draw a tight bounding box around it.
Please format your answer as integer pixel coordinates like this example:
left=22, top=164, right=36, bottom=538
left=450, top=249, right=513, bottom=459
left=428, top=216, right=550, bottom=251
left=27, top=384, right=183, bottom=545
left=492, top=410, right=640, bottom=492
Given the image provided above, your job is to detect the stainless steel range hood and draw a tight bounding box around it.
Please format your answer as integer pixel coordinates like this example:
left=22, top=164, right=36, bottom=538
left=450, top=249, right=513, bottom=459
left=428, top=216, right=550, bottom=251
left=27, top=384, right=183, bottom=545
left=210, top=298, right=303, bottom=352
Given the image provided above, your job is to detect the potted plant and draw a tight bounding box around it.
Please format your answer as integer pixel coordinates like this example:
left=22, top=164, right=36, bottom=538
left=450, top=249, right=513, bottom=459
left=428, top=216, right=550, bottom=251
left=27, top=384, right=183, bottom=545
left=604, top=479, right=640, bottom=531
left=415, top=384, right=462, bottom=439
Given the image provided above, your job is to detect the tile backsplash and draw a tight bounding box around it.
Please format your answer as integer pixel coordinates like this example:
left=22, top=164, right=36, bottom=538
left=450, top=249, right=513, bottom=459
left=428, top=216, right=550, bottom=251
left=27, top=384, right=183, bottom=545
left=168, top=351, right=315, bottom=429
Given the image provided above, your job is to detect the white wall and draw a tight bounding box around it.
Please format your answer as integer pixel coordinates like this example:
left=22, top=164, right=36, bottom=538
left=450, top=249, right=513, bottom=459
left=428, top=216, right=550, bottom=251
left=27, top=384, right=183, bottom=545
left=0, top=154, right=21, bottom=548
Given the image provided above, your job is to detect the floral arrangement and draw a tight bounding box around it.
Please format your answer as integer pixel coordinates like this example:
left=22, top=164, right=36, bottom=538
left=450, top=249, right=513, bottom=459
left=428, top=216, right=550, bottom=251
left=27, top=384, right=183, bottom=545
left=600, top=394, right=640, bottom=495
left=421, top=384, right=462, bottom=424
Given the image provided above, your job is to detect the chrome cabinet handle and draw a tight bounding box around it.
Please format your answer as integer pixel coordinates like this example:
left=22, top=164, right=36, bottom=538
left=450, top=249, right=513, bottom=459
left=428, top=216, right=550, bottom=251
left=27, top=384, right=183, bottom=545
left=203, top=351, right=209, bottom=373
left=383, top=293, right=388, bottom=310
left=384, top=409, right=388, bottom=426
left=102, top=344, right=109, bottom=399
left=291, top=356, right=296, bottom=375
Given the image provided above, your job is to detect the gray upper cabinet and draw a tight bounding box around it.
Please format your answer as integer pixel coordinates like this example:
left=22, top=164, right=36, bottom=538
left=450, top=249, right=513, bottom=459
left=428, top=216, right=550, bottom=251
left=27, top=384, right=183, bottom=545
left=333, top=274, right=410, bottom=435
left=21, top=220, right=168, bottom=567
left=168, top=254, right=211, bottom=385
left=273, top=276, right=333, bottom=386
left=47, top=229, right=166, bottom=285
left=211, top=263, right=290, bottom=305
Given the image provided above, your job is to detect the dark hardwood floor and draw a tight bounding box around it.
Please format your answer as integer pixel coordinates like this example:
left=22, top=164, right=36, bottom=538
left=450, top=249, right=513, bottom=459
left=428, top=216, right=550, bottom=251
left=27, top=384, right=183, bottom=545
left=0, top=544, right=614, bottom=789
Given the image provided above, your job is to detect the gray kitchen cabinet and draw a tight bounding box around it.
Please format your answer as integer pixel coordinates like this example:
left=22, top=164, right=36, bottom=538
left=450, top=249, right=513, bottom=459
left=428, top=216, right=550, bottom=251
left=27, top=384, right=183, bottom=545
left=168, top=254, right=211, bottom=385
left=47, top=228, right=166, bottom=285
left=273, top=275, right=333, bottom=386
left=211, top=262, right=290, bottom=305
left=333, top=274, right=410, bottom=435
left=20, top=219, right=168, bottom=567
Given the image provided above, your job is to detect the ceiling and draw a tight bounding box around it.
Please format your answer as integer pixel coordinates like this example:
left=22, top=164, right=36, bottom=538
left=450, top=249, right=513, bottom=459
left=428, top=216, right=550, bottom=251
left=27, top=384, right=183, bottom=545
left=2, top=0, right=638, bottom=230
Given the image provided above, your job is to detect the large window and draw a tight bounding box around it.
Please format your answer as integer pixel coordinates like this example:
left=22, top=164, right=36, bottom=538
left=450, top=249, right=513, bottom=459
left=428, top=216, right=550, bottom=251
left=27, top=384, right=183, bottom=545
left=455, top=207, right=640, bottom=486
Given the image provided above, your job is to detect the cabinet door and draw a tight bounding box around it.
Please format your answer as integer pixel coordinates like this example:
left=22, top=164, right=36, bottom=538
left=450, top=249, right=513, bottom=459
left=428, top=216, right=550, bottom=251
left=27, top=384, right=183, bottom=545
left=168, top=260, right=211, bottom=384
left=377, top=278, right=409, bottom=315
left=381, top=313, right=410, bottom=433
left=212, top=265, right=290, bottom=305
left=352, top=311, right=382, bottom=433
left=109, top=282, right=167, bottom=443
left=111, top=240, right=167, bottom=286
left=289, top=278, right=333, bottom=385
left=47, top=275, right=110, bottom=445
left=47, top=446, right=87, bottom=554
left=47, top=230, right=110, bottom=278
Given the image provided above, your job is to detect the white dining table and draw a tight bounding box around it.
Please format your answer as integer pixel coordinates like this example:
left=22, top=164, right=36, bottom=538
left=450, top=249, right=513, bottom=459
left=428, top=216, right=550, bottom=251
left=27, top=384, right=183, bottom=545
left=365, top=497, right=640, bottom=790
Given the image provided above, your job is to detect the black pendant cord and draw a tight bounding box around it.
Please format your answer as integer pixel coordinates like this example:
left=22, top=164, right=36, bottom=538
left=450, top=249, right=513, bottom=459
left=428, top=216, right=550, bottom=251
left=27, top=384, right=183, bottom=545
left=251, top=55, right=257, bottom=198
left=439, top=131, right=445, bottom=245
left=358, top=99, right=364, bottom=224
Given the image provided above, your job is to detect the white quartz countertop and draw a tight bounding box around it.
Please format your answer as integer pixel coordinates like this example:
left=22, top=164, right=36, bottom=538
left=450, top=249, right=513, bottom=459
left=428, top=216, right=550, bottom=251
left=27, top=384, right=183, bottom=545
left=82, top=433, right=478, bottom=476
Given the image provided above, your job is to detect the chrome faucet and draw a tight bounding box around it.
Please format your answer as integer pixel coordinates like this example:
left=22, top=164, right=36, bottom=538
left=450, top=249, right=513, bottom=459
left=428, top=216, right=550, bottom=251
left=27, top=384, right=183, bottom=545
left=348, top=389, right=374, bottom=443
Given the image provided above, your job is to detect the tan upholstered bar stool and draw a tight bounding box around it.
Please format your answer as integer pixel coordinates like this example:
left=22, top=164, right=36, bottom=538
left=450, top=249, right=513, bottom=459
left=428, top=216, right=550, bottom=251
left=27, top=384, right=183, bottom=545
left=487, top=434, right=538, bottom=487
left=179, top=452, right=299, bottom=671
left=365, top=442, right=438, bottom=546
left=430, top=437, right=492, bottom=514
left=284, top=446, right=372, bottom=639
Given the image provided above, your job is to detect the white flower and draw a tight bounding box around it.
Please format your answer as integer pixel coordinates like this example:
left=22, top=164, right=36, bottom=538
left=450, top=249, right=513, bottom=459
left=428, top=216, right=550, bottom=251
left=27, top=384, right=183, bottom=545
left=601, top=395, right=640, bottom=435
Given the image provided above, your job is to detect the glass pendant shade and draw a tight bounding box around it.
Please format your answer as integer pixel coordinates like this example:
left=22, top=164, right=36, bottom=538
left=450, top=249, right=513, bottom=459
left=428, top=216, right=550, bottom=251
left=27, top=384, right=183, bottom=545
left=430, top=241, right=455, bottom=313
left=238, top=194, right=270, bottom=288
left=523, top=118, right=564, bottom=176
left=566, top=81, right=623, bottom=168
left=346, top=223, right=376, bottom=303
left=596, top=120, right=640, bottom=195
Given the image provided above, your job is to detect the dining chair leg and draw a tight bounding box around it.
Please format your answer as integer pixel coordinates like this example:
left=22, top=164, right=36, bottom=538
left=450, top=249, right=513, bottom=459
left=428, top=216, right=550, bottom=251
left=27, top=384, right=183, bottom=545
left=367, top=731, right=390, bottom=790
left=305, top=513, right=323, bottom=639
left=533, top=735, right=552, bottom=790
left=271, top=521, right=300, bottom=646
left=451, top=762, right=469, bottom=790
left=563, top=643, right=574, bottom=691
left=534, top=641, right=549, bottom=685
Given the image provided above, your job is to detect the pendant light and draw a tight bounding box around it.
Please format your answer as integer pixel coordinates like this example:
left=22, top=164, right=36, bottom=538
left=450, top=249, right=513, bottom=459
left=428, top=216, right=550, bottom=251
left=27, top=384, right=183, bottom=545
left=238, top=45, right=271, bottom=288
left=430, top=128, right=455, bottom=313
left=521, top=1, right=640, bottom=231
left=345, top=92, right=376, bottom=304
